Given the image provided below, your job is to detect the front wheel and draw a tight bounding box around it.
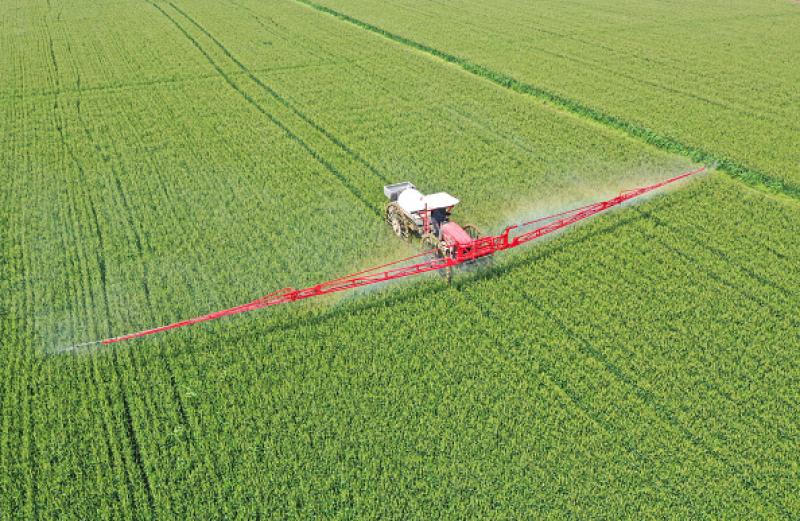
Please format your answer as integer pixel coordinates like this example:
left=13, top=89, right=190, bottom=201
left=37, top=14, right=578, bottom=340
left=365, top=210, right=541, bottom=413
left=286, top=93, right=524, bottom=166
left=421, top=234, right=452, bottom=283
left=462, top=224, right=481, bottom=240
left=461, top=224, right=493, bottom=271
left=420, top=234, right=440, bottom=255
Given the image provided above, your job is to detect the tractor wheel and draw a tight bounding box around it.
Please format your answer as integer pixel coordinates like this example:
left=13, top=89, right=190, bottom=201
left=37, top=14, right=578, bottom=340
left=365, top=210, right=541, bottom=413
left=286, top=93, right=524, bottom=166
left=421, top=234, right=452, bottom=283
left=462, top=224, right=493, bottom=271
left=386, top=203, right=409, bottom=241
left=420, top=234, right=440, bottom=255
left=463, top=224, right=481, bottom=240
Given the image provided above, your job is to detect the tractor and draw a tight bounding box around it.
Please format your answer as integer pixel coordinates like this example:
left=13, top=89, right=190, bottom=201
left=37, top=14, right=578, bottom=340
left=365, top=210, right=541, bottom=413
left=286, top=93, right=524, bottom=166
left=384, top=182, right=484, bottom=281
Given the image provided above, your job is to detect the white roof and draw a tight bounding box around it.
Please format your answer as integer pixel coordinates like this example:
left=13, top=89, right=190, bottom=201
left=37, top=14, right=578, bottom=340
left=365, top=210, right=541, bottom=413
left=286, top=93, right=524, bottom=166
left=423, top=192, right=459, bottom=210
left=397, top=189, right=460, bottom=214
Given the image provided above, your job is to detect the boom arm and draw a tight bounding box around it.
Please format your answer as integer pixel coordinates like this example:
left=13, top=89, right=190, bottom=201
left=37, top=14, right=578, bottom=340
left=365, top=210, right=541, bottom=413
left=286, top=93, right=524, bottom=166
left=93, top=167, right=705, bottom=346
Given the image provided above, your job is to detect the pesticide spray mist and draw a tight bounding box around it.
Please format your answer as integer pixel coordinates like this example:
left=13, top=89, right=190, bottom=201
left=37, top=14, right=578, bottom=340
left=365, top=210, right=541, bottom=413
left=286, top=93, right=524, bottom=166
left=49, top=163, right=708, bottom=353
left=494, top=160, right=704, bottom=238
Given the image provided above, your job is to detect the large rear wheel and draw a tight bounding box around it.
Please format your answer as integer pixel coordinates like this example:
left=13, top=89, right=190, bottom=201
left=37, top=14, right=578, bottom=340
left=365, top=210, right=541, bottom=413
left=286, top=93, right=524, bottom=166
left=386, top=203, right=409, bottom=240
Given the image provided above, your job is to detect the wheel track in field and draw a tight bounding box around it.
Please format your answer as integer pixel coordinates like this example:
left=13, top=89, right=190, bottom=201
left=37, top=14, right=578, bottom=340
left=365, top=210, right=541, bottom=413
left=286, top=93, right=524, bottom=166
left=58, top=176, right=123, bottom=511
left=74, top=91, right=215, bottom=511
left=146, top=1, right=386, bottom=218
left=45, top=19, right=135, bottom=512
left=631, top=221, right=800, bottom=412
left=167, top=1, right=390, bottom=184
left=634, top=213, right=797, bottom=322
left=633, top=206, right=794, bottom=299
left=488, top=201, right=794, bottom=518
left=140, top=15, right=387, bottom=458
left=637, top=185, right=796, bottom=264
left=594, top=230, right=799, bottom=418
left=455, top=223, right=793, bottom=517
left=53, top=101, right=123, bottom=513
left=626, top=216, right=800, bottom=415
left=237, top=0, right=500, bottom=161
left=530, top=297, right=792, bottom=518
left=273, top=0, right=799, bottom=327
left=181, top=0, right=688, bottom=211
left=292, top=0, right=800, bottom=202
left=347, top=54, right=533, bottom=158
left=80, top=146, right=157, bottom=518
left=59, top=112, right=157, bottom=518
left=65, top=33, right=201, bottom=485
left=620, top=224, right=798, bottom=422
left=107, top=76, right=228, bottom=505
left=552, top=221, right=800, bottom=454
left=356, top=51, right=580, bottom=184
left=456, top=296, right=686, bottom=507
left=222, top=0, right=552, bottom=182
left=43, top=19, right=157, bottom=515
left=631, top=209, right=800, bottom=326
left=146, top=1, right=381, bottom=217
left=59, top=35, right=159, bottom=520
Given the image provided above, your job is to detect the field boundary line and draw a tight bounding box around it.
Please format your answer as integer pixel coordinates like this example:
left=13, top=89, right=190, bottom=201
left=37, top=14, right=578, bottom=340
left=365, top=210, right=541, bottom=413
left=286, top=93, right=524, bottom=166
left=396, top=0, right=799, bottom=133
left=292, top=0, right=800, bottom=203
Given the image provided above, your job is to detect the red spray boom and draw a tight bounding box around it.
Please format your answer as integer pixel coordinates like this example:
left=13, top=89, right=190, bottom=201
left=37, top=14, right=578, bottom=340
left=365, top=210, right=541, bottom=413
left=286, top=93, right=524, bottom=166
left=82, top=167, right=704, bottom=347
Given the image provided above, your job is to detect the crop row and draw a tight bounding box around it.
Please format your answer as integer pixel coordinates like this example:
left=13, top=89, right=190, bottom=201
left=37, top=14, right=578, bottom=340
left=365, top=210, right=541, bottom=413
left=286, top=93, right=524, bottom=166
left=1, top=0, right=798, bottom=517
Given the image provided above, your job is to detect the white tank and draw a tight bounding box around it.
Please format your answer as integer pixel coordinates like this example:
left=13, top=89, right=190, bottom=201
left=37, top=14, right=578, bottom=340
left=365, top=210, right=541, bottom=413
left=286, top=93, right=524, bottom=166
left=397, top=188, right=425, bottom=214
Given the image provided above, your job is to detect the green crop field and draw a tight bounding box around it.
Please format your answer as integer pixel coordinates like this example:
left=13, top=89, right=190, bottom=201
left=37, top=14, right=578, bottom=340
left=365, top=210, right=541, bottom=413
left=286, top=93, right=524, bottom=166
left=1, top=0, right=798, bottom=518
